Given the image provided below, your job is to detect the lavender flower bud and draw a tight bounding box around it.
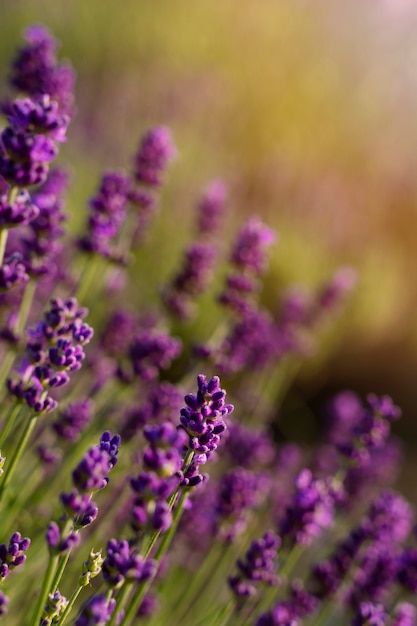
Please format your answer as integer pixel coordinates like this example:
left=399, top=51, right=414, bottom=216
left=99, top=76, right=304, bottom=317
left=0, top=532, right=30, bottom=581
left=0, top=188, right=39, bottom=228
left=80, top=549, right=104, bottom=588
left=134, top=126, right=177, bottom=187
left=75, top=594, right=116, bottom=626
left=40, top=590, right=68, bottom=626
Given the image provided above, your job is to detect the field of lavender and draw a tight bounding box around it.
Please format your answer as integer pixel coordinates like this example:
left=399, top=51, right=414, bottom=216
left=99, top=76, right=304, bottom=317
left=0, top=14, right=417, bottom=626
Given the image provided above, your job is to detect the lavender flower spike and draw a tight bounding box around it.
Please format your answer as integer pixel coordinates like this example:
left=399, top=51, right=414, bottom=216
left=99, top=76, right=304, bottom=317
left=134, top=126, right=177, bottom=187
left=178, top=374, right=234, bottom=486
left=75, top=594, right=116, bottom=626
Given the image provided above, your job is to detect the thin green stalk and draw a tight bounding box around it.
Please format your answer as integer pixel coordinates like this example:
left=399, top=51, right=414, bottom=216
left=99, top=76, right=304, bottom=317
left=75, top=253, right=103, bottom=304
left=28, top=552, right=60, bottom=626
left=120, top=489, right=189, bottom=626
left=310, top=597, right=337, bottom=626
left=51, top=551, right=72, bottom=594
left=0, top=400, right=22, bottom=448
left=209, top=600, right=235, bottom=626
left=107, top=583, right=132, bottom=626
left=170, top=542, right=226, bottom=626
left=0, top=352, right=18, bottom=399
left=55, top=585, right=83, bottom=626
left=0, top=228, right=8, bottom=268
left=15, top=279, right=37, bottom=336
left=0, top=412, right=38, bottom=502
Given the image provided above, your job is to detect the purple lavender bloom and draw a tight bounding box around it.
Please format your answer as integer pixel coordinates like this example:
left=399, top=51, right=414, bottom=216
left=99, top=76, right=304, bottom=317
left=72, top=446, right=113, bottom=493
left=133, top=126, right=177, bottom=187
left=289, top=579, right=319, bottom=619
left=0, top=188, right=39, bottom=227
left=214, top=468, right=270, bottom=541
left=352, top=601, right=388, bottom=626
left=316, top=266, right=357, bottom=313
left=362, top=490, right=413, bottom=544
left=129, top=421, right=185, bottom=534
left=0, top=591, right=8, bottom=617
left=391, top=603, right=417, bottom=626
left=23, top=167, right=68, bottom=275
left=99, top=431, right=121, bottom=470
left=137, top=593, right=158, bottom=618
left=127, top=329, right=181, bottom=382
left=75, top=594, right=116, bottom=626
left=143, top=422, right=187, bottom=475
left=338, top=395, right=401, bottom=469
left=214, top=306, right=278, bottom=374
left=197, top=179, right=227, bottom=235
left=41, top=589, right=68, bottom=625
left=8, top=297, right=93, bottom=413
left=162, top=242, right=217, bottom=319
left=397, top=548, right=417, bottom=593
left=348, top=544, right=400, bottom=608
left=230, top=216, right=276, bottom=273
left=0, top=253, right=29, bottom=291
left=324, top=390, right=364, bottom=446
left=46, top=521, right=79, bottom=554
left=255, top=604, right=299, bottom=626
left=99, top=309, right=137, bottom=358
left=53, top=399, right=93, bottom=441
left=256, top=580, right=319, bottom=626
left=279, top=469, right=338, bottom=547
left=229, top=531, right=281, bottom=598
left=77, top=171, right=131, bottom=261
left=0, top=532, right=30, bottom=581
left=178, top=375, right=233, bottom=483
left=60, top=491, right=98, bottom=527
left=8, top=25, right=75, bottom=115
left=120, top=381, right=183, bottom=441
left=103, top=539, right=156, bottom=588
left=223, top=422, right=276, bottom=469
left=0, top=95, right=69, bottom=187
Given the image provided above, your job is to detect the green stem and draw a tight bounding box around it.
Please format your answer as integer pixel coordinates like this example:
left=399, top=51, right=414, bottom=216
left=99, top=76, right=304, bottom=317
left=0, top=401, right=22, bottom=449
left=75, top=253, right=102, bottom=304
left=51, top=551, right=71, bottom=594
left=170, top=542, right=226, bottom=626
left=15, top=280, right=37, bottom=336
left=0, top=412, right=38, bottom=502
left=28, top=552, right=60, bottom=626
left=107, top=584, right=132, bottom=626
left=120, top=489, right=189, bottom=626
left=55, top=585, right=83, bottom=626
left=0, top=228, right=8, bottom=268
left=0, top=353, right=18, bottom=401
left=212, top=600, right=235, bottom=626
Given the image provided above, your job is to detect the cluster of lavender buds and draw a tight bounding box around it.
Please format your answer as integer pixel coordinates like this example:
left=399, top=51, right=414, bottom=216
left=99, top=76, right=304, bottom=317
left=178, top=374, right=234, bottom=486
left=162, top=180, right=227, bottom=319
left=7, top=297, right=93, bottom=413
left=0, top=24, right=416, bottom=626
left=47, top=431, right=120, bottom=556
left=0, top=532, right=30, bottom=582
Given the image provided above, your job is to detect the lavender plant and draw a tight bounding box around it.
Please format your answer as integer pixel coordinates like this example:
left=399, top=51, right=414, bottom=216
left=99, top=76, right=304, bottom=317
left=0, top=25, right=414, bottom=626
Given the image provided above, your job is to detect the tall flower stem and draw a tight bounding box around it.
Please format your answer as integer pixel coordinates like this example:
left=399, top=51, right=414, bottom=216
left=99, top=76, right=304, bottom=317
left=119, top=488, right=189, bottom=626
left=0, top=228, right=8, bottom=267
left=0, top=400, right=22, bottom=448
left=75, top=253, right=103, bottom=304
left=51, top=551, right=72, bottom=594
left=15, top=279, right=37, bottom=336
left=28, top=552, right=60, bottom=626
left=0, top=186, right=18, bottom=267
left=0, top=411, right=38, bottom=503
left=55, top=584, right=83, bottom=626
left=170, top=542, right=227, bottom=625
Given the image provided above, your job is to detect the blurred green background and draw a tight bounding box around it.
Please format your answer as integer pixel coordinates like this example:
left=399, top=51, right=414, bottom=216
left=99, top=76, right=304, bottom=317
left=1, top=0, right=417, bottom=440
